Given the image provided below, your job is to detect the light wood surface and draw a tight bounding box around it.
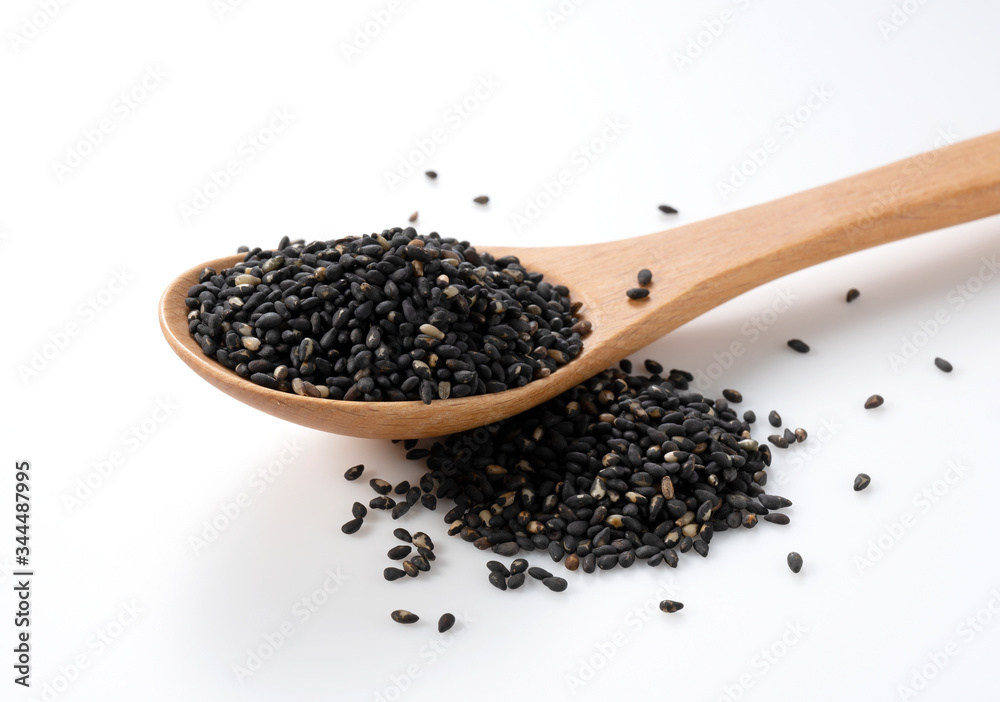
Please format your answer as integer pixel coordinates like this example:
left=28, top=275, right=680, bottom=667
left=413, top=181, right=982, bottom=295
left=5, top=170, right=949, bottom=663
left=159, top=131, right=1000, bottom=439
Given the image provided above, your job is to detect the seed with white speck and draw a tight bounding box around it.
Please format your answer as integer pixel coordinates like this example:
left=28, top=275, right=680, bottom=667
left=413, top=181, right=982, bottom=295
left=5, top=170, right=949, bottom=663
left=846, top=288, right=860, bottom=302
left=854, top=473, right=871, bottom=491
left=391, top=610, right=419, bottom=624
left=412, top=532, right=434, bottom=551
left=768, top=411, right=782, bottom=427
left=411, top=555, right=431, bottom=572
left=794, top=428, right=807, bottom=442
left=344, top=464, right=364, bottom=481
left=438, top=613, right=455, bottom=632
left=934, top=357, right=953, bottom=373
left=787, top=552, right=803, bottom=573
left=510, top=558, right=528, bottom=575
left=659, top=600, right=684, bottom=613
left=370, top=478, right=392, bottom=495
left=369, top=496, right=395, bottom=510
left=864, top=395, right=884, bottom=409
left=402, top=561, right=419, bottom=577
left=787, top=339, right=810, bottom=353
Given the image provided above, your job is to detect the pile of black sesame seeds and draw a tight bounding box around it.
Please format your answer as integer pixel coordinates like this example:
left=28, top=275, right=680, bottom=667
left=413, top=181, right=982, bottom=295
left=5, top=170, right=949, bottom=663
left=413, top=359, right=794, bottom=572
left=185, top=228, right=587, bottom=404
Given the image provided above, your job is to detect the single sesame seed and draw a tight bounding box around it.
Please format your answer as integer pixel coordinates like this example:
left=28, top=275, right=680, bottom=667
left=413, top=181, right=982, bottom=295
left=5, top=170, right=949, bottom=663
left=658, top=205, right=678, bottom=214
left=934, top=357, right=953, bottom=373
left=626, top=287, right=650, bottom=300
left=391, top=610, right=419, bottom=624
left=659, top=600, right=684, bottom=613
left=473, top=195, right=489, bottom=205
left=787, top=552, right=803, bottom=573
left=846, top=288, right=860, bottom=302
left=438, top=613, right=456, bottom=632
left=854, top=473, right=871, bottom=491
left=787, top=339, right=810, bottom=353
left=864, top=395, right=884, bottom=409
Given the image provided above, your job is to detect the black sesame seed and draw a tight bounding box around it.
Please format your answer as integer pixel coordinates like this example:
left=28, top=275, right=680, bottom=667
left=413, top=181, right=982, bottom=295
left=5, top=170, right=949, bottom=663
left=846, top=288, right=860, bottom=302
left=864, top=395, right=884, bottom=409
left=783, top=428, right=796, bottom=444
left=384, top=567, right=406, bottom=582
left=934, top=357, right=953, bottom=373
left=542, top=577, right=568, bottom=592
left=507, top=572, right=526, bottom=589
left=344, top=464, right=364, bottom=481
left=787, top=552, right=803, bottom=573
left=438, top=613, right=455, bottom=632
left=510, top=558, right=528, bottom=575
left=402, top=561, right=420, bottom=578
left=473, top=195, right=489, bottom=205
left=370, top=478, right=392, bottom=495
left=352, top=502, right=367, bottom=519
left=794, top=428, right=807, bottom=442
left=527, top=566, right=552, bottom=581
left=768, top=411, right=782, bottom=427
left=854, top=473, right=871, bottom=491
left=659, top=600, right=683, bottom=613
left=421, top=493, right=437, bottom=510
left=763, top=513, right=790, bottom=525
left=487, top=561, right=511, bottom=577
left=393, top=528, right=412, bottom=543
left=723, top=389, right=742, bottom=403
left=394, top=481, right=411, bottom=495
left=658, top=205, right=678, bottom=214
left=388, top=545, right=412, bottom=560
left=744, top=410, right=756, bottom=424
left=425, top=170, right=437, bottom=179
left=768, top=434, right=789, bottom=449
left=488, top=571, right=507, bottom=591
left=787, top=339, right=809, bottom=353
left=626, top=287, right=650, bottom=300
left=391, top=610, right=419, bottom=624
left=637, top=269, right=653, bottom=287
left=411, top=555, right=431, bottom=572
left=341, top=517, right=363, bottom=535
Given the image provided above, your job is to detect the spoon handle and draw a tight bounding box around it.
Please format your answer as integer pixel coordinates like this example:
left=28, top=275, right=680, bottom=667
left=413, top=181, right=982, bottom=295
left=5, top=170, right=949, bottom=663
left=576, top=130, right=1000, bottom=358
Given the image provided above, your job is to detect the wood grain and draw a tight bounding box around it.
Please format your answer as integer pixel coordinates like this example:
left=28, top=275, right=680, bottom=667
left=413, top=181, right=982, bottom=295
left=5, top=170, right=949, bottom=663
left=159, top=131, right=1000, bottom=438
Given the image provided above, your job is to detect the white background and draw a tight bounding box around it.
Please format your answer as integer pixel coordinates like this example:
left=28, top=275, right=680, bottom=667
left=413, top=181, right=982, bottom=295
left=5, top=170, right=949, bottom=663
left=3, top=1, right=1000, bottom=700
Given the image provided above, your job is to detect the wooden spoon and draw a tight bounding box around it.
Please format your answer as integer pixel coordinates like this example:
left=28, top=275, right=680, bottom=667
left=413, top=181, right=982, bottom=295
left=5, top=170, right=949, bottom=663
left=160, top=131, right=1000, bottom=439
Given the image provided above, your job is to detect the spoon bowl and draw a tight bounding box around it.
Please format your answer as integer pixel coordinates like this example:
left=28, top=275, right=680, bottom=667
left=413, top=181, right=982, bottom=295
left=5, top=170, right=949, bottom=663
left=160, top=131, right=1000, bottom=438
